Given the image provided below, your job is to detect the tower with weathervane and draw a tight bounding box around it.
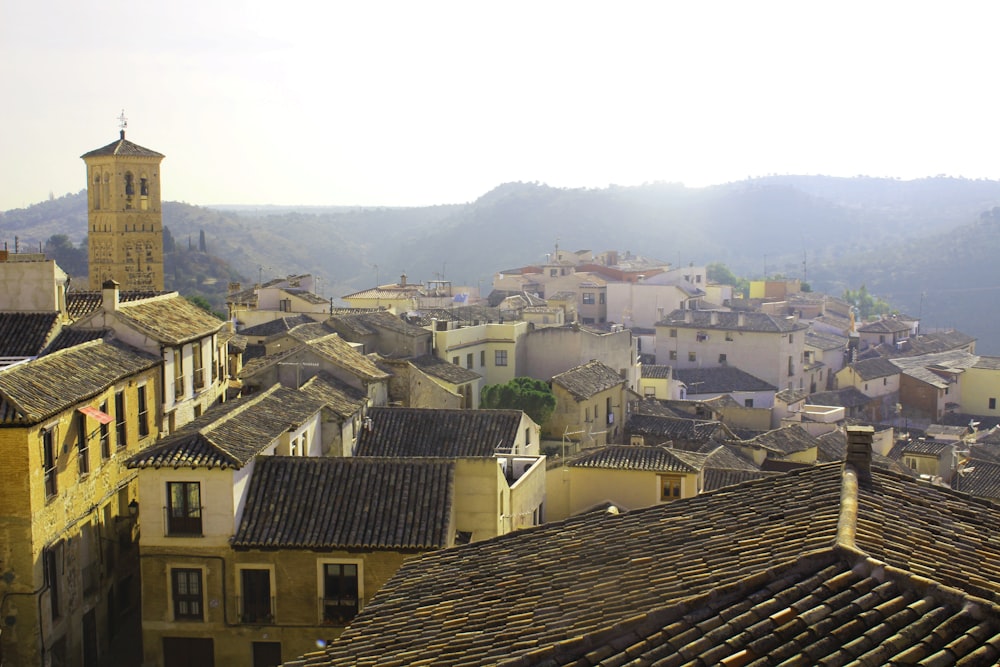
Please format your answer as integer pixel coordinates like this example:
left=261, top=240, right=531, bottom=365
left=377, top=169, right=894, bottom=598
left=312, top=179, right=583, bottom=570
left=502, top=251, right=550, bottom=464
left=81, top=112, right=165, bottom=290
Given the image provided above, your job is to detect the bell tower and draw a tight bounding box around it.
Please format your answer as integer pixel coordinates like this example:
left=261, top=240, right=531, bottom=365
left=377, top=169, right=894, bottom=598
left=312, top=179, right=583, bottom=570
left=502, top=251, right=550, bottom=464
left=81, top=112, right=166, bottom=291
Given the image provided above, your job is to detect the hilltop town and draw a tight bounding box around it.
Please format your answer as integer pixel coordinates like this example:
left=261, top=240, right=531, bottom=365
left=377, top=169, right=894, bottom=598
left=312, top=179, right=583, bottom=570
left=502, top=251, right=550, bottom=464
left=2, top=131, right=1000, bottom=666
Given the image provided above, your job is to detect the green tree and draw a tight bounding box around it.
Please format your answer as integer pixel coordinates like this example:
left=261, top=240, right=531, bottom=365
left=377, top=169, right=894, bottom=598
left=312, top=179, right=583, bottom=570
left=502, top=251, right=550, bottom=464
left=706, top=262, right=738, bottom=285
left=43, top=234, right=87, bottom=277
left=843, top=284, right=893, bottom=320
left=480, top=377, right=556, bottom=426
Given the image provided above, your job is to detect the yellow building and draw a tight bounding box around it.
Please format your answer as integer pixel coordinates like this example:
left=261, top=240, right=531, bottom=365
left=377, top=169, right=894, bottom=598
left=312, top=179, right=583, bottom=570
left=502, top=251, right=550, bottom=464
left=82, top=127, right=166, bottom=291
left=0, top=339, right=161, bottom=667
left=431, top=320, right=528, bottom=388
left=546, top=445, right=701, bottom=520
left=340, top=275, right=423, bottom=314
left=958, top=356, right=1000, bottom=417
left=550, top=360, right=629, bottom=446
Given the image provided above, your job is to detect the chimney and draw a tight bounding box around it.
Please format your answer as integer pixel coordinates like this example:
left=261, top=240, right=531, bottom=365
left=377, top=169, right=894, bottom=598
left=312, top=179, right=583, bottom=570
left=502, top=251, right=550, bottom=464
left=400, top=273, right=407, bottom=286
left=102, top=279, right=120, bottom=313
left=710, top=311, right=719, bottom=325
left=684, top=310, right=692, bottom=324
left=737, top=311, right=746, bottom=327
left=845, top=425, right=874, bottom=484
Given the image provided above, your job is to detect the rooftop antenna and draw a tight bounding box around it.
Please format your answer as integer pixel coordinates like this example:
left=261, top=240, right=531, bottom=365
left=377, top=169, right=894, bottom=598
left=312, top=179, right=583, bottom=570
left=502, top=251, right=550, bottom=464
left=117, top=109, right=128, bottom=138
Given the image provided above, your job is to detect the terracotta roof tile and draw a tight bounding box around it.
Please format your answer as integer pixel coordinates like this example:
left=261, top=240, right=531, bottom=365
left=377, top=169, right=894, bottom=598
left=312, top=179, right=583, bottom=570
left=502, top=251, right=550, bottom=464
left=355, top=407, right=527, bottom=457
left=115, top=294, right=224, bottom=345
left=80, top=133, right=164, bottom=159
left=553, top=360, right=626, bottom=401
left=232, top=456, right=454, bottom=550
left=0, top=312, right=60, bottom=357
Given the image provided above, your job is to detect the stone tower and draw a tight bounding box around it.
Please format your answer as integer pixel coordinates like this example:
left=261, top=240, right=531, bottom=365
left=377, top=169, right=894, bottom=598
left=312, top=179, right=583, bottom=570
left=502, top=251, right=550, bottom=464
left=81, top=126, right=166, bottom=290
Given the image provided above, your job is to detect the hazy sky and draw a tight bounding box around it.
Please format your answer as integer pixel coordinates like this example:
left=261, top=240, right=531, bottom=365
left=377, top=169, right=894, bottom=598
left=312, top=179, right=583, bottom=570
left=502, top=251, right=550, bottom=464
left=2, top=1, right=998, bottom=211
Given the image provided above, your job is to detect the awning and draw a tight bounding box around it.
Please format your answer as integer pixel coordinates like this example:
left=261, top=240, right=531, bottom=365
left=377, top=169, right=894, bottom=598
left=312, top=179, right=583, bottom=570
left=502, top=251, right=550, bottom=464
left=78, top=406, right=113, bottom=424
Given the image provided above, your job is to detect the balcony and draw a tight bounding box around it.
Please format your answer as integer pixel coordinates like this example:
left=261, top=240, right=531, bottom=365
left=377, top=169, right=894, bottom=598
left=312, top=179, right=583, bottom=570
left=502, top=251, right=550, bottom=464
left=319, top=597, right=359, bottom=625
left=237, top=595, right=274, bottom=624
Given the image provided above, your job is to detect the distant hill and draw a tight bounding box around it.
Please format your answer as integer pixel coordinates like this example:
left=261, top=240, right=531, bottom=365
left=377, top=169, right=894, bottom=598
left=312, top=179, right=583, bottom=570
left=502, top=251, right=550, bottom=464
left=4, top=177, right=1000, bottom=352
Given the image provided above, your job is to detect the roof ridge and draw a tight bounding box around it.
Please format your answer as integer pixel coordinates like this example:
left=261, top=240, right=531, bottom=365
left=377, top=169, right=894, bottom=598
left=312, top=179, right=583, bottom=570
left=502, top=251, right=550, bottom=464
left=835, top=463, right=860, bottom=551
left=201, top=384, right=282, bottom=435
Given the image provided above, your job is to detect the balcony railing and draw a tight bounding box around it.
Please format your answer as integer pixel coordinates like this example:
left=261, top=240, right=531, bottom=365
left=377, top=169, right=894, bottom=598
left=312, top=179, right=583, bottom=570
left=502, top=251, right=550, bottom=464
left=163, top=507, right=203, bottom=536
left=319, top=596, right=360, bottom=625
left=237, top=596, right=274, bottom=624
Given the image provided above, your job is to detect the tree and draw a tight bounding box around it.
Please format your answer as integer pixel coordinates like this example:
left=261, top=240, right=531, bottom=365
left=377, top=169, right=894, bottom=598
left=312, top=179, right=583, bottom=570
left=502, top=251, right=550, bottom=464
left=480, top=377, right=556, bottom=426
left=199, top=229, right=207, bottom=252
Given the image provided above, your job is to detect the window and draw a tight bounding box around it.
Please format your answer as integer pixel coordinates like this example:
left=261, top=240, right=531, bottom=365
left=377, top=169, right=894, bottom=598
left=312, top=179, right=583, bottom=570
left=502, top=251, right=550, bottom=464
left=240, top=569, right=273, bottom=624
left=644, top=387, right=655, bottom=397
left=669, top=328, right=677, bottom=338
left=137, top=385, right=150, bottom=438
left=688, top=351, right=696, bottom=362
left=495, top=350, right=508, bottom=366
left=744, top=398, right=754, bottom=408
left=789, top=334, right=794, bottom=343
left=669, top=350, right=677, bottom=361
left=718, top=353, right=727, bottom=365
left=582, top=292, right=595, bottom=305
left=599, top=292, right=606, bottom=304
left=788, top=356, right=794, bottom=377
left=115, top=390, right=127, bottom=449
left=171, top=568, right=204, bottom=620
left=45, top=547, right=61, bottom=620
left=480, top=351, right=486, bottom=367
left=466, top=353, right=473, bottom=370
left=174, top=348, right=184, bottom=399
left=659, top=475, right=682, bottom=501
left=193, top=343, right=204, bottom=390
left=77, top=411, right=89, bottom=476
left=883, top=377, right=887, bottom=386
left=321, top=563, right=360, bottom=624
left=990, top=398, right=997, bottom=410
left=725, top=332, right=734, bottom=342
left=279, top=298, right=292, bottom=312
left=452, top=356, right=459, bottom=366
left=100, top=401, right=111, bottom=458
left=166, top=482, right=202, bottom=535
left=43, top=428, right=57, bottom=497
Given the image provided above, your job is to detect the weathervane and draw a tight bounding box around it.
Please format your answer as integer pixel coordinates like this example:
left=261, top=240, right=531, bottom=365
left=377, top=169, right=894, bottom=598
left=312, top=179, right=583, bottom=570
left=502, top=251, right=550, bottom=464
left=117, top=109, right=128, bottom=134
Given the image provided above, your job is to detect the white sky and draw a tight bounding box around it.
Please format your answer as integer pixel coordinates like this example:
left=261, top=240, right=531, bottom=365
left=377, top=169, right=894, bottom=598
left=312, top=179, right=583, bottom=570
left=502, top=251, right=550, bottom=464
left=2, top=1, right=999, bottom=210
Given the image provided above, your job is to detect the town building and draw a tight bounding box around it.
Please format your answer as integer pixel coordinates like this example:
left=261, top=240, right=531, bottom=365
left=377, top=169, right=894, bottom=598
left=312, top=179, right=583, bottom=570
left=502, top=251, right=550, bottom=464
left=655, top=309, right=809, bottom=390
left=290, top=428, right=1000, bottom=666
left=82, top=128, right=166, bottom=291
left=0, top=339, right=160, bottom=667
left=354, top=407, right=545, bottom=541
left=524, top=323, right=639, bottom=390
left=549, top=361, right=631, bottom=446
left=430, top=320, right=528, bottom=388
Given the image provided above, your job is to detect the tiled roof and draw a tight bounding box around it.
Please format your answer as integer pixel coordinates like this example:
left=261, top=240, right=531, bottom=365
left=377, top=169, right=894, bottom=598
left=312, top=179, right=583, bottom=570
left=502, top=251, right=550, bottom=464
left=287, top=321, right=337, bottom=342
left=241, top=333, right=389, bottom=384
left=40, top=327, right=110, bottom=355
left=569, top=445, right=699, bottom=473
left=341, top=284, right=424, bottom=300
left=298, top=371, right=367, bottom=419
left=232, top=456, right=454, bottom=550
left=403, top=306, right=501, bottom=327
left=807, top=386, right=872, bottom=408
left=954, top=458, right=1000, bottom=499
left=65, top=289, right=167, bottom=319
left=845, top=356, right=899, bottom=380
left=0, top=312, right=60, bottom=357
left=737, top=424, right=819, bottom=456
left=239, top=315, right=317, bottom=338
left=974, top=355, right=1000, bottom=371
left=355, top=407, right=526, bottom=457
left=674, top=366, right=776, bottom=393
left=804, top=329, right=848, bottom=351
left=631, top=397, right=698, bottom=419
left=701, top=467, right=777, bottom=491
left=408, top=354, right=480, bottom=384
left=890, top=349, right=980, bottom=386
left=80, top=132, right=164, bottom=158
left=552, top=360, right=625, bottom=401
left=115, top=294, right=224, bottom=345
left=330, top=310, right=429, bottom=338
left=775, top=388, right=809, bottom=404
left=658, top=309, right=808, bottom=333
left=858, top=317, right=911, bottom=334
left=126, top=386, right=325, bottom=469
left=0, top=339, right=159, bottom=425
left=900, top=439, right=953, bottom=456
left=282, top=288, right=329, bottom=305
left=294, top=460, right=1000, bottom=666
left=626, top=413, right=726, bottom=445
left=641, top=364, right=672, bottom=379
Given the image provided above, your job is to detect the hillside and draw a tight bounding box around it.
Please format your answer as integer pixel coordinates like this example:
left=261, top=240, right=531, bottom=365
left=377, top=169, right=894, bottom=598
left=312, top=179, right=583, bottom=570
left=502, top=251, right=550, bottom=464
left=4, top=177, right=1000, bottom=352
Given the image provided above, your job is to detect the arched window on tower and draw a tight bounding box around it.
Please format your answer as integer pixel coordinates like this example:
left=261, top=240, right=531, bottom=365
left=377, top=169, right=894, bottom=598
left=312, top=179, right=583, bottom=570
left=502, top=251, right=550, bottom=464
left=102, top=173, right=110, bottom=208
left=93, top=171, right=101, bottom=210
left=140, top=176, right=149, bottom=210
left=124, top=172, right=134, bottom=209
